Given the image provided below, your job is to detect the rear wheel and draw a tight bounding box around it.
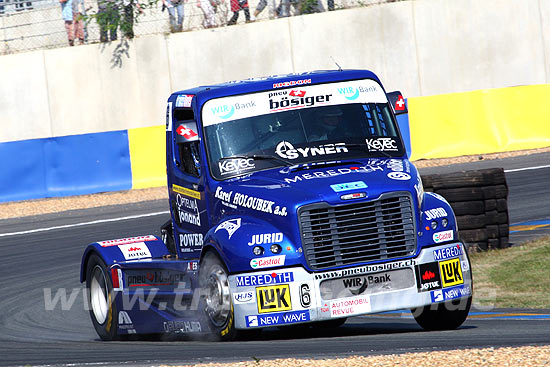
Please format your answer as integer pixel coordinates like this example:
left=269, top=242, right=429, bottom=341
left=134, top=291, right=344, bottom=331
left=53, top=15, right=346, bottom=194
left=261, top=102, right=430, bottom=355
left=86, top=253, right=119, bottom=341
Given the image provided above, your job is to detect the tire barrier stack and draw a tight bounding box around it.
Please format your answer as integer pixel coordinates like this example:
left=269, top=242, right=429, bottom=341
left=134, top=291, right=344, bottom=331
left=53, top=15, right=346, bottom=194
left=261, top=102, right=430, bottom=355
left=422, top=168, right=509, bottom=252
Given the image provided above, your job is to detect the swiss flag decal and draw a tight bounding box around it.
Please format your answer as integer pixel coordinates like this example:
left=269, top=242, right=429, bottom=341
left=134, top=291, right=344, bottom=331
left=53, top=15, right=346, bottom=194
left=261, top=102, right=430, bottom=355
left=289, top=90, right=306, bottom=97
left=395, top=95, right=405, bottom=111
left=176, top=125, right=198, bottom=140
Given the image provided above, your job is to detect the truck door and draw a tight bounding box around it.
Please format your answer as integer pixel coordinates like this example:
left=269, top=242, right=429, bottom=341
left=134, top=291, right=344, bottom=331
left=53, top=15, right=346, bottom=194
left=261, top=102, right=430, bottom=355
left=167, top=102, right=207, bottom=259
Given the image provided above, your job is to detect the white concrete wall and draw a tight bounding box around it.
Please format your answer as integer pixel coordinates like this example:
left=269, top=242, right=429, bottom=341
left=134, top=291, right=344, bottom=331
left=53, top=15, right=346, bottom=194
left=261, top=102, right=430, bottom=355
left=0, top=0, right=548, bottom=142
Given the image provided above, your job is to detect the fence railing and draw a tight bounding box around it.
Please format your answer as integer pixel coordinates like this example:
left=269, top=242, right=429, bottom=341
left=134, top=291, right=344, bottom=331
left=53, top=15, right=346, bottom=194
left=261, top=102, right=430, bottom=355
left=0, top=0, right=400, bottom=54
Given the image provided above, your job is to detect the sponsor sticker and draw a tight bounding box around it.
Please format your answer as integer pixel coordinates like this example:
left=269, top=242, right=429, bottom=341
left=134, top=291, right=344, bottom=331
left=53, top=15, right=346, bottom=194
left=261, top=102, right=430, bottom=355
left=118, top=243, right=152, bottom=260
left=98, top=235, right=157, bottom=247
left=215, top=187, right=287, bottom=217
left=163, top=321, right=202, bottom=333
left=415, top=262, right=442, bottom=292
left=387, top=172, right=411, bottom=180
left=273, top=79, right=312, bottom=89
left=284, top=164, right=383, bottom=184
left=179, top=233, right=203, bottom=253
left=248, top=232, right=283, bottom=246
left=250, top=255, right=285, bottom=269
left=176, top=124, right=198, bottom=140
left=439, top=258, right=464, bottom=288
left=175, top=194, right=201, bottom=227
left=275, top=141, right=348, bottom=160
left=166, top=102, right=173, bottom=131
left=433, top=244, right=463, bottom=261
left=431, top=284, right=471, bottom=303
left=365, top=137, right=398, bottom=152
left=433, top=230, right=454, bottom=243
left=219, top=158, right=255, bottom=176
left=394, top=95, right=405, bottom=111
left=126, top=270, right=187, bottom=287
left=330, top=181, right=367, bottom=192
left=425, top=207, right=448, bottom=221
left=215, top=218, right=241, bottom=239
left=172, top=184, right=201, bottom=200
left=314, top=259, right=416, bottom=281
left=330, top=295, right=371, bottom=317
left=233, top=291, right=255, bottom=304
left=256, top=284, right=292, bottom=313
left=341, top=192, right=367, bottom=200
left=246, top=310, right=310, bottom=327
left=236, top=272, right=294, bottom=287
left=175, top=94, right=193, bottom=108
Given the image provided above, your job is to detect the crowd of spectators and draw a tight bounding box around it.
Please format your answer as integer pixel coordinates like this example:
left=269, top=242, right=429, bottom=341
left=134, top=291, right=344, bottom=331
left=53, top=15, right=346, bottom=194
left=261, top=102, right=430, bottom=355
left=59, top=0, right=331, bottom=46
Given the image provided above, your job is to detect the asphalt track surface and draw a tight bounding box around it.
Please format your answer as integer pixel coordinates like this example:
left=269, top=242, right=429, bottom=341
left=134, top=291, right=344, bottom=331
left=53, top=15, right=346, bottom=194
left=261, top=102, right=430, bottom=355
left=1, top=152, right=549, bottom=367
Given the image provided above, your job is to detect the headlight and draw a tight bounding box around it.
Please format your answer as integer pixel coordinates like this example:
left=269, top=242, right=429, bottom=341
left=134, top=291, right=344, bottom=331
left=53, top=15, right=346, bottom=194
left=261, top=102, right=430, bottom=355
left=415, top=175, right=424, bottom=208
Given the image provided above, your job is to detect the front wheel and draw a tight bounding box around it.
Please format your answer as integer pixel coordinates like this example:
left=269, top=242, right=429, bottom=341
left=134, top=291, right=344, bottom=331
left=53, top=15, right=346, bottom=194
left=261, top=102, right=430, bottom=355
left=86, top=253, right=119, bottom=341
left=411, top=295, right=472, bottom=331
left=199, top=252, right=237, bottom=341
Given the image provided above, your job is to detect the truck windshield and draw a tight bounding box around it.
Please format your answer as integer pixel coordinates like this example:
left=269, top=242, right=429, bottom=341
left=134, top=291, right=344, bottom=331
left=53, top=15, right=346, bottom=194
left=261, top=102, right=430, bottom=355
left=202, top=79, right=405, bottom=179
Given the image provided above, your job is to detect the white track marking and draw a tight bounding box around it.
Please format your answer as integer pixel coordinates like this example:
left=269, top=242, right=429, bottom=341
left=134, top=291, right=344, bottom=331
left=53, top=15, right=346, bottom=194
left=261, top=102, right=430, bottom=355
left=0, top=211, right=170, bottom=237
left=504, top=165, right=550, bottom=173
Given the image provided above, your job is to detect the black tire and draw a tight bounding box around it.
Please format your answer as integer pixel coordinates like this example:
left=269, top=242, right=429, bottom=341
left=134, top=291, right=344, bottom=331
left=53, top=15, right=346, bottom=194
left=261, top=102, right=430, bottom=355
left=435, top=187, right=484, bottom=202
left=86, top=253, right=119, bottom=341
left=499, top=236, right=509, bottom=249
left=311, top=318, right=347, bottom=328
left=459, top=228, right=488, bottom=242
left=488, top=238, right=500, bottom=249
left=199, top=251, right=237, bottom=341
left=496, top=198, right=508, bottom=212
left=412, top=295, right=472, bottom=331
left=499, top=224, right=509, bottom=237
left=450, top=201, right=485, bottom=216
left=456, top=215, right=487, bottom=230
left=484, top=199, right=497, bottom=212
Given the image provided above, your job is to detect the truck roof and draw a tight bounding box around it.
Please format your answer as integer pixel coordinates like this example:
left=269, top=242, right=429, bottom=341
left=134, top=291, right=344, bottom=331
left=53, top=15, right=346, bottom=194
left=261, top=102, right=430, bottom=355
left=170, top=69, right=383, bottom=102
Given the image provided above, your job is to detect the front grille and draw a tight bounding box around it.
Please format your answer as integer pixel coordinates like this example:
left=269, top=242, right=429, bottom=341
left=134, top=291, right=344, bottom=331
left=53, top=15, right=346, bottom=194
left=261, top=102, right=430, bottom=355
left=298, top=192, right=416, bottom=270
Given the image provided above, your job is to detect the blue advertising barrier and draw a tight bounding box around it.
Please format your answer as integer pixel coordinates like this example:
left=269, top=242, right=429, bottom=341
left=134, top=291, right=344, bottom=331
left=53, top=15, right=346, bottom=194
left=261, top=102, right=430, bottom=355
left=0, top=131, right=132, bottom=203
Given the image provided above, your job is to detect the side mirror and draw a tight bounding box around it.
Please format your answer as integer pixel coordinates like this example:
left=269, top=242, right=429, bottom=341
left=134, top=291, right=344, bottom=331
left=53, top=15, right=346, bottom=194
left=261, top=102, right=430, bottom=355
left=387, top=91, right=408, bottom=115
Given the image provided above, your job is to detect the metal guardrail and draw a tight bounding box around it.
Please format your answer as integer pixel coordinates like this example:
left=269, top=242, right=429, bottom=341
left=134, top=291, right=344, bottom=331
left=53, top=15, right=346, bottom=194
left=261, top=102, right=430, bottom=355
left=0, top=0, right=401, bottom=55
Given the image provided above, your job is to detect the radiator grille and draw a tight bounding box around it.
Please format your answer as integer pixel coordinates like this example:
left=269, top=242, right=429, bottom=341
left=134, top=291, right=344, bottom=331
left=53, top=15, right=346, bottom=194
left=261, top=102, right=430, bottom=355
left=298, top=192, right=416, bottom=270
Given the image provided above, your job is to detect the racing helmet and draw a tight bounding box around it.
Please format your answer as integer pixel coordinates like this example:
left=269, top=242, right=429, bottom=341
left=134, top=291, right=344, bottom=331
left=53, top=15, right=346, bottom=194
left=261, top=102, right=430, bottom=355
left=319, top=106, right=343, bottom=133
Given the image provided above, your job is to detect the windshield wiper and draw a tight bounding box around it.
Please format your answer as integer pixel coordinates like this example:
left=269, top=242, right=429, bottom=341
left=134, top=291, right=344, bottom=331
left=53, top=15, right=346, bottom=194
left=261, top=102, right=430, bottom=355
left=219, top=154, right=294, bottom=167
left=344, top=143, right=392, bottom=159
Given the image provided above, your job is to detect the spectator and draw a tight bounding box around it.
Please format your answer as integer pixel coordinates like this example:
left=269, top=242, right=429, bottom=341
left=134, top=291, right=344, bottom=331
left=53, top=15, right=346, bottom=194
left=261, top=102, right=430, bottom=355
left=197, top=0, right=217, bottom=29
left=97, top=0, right=119, bottom=42
left=72, top=0, right=85, bottom=44
left=120, top=0, right=143, bottom=39
left=162, top=0, right=185, bottom=32
left=251, top=0, right=267, bottom=20
left=227, top=0, right=250, bottom=25
left=59, top=0, right=81, bottom=46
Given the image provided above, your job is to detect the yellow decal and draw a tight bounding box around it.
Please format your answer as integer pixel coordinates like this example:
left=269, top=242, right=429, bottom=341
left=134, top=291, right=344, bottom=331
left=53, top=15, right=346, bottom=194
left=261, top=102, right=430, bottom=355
left=106, top=293, right=113, bottom=332
left=173, top=184, right=201, bottom=200
left=256, top=284, right=292, bottom=313
left=220, top=304, right=233, bottom=336
left=439, top=258, right=464, bottom=288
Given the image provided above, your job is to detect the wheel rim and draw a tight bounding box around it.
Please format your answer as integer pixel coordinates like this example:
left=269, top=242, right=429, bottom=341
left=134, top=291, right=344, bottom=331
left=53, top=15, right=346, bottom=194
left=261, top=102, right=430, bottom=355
left=204, top=265, right=231, bottom=327
left=90, top=265, right=109, bottom=325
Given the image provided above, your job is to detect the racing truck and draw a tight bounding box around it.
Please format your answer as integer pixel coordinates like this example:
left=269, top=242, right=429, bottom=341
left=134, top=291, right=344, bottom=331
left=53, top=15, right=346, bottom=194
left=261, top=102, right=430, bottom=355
left=80, top=69, right=472, bottom=341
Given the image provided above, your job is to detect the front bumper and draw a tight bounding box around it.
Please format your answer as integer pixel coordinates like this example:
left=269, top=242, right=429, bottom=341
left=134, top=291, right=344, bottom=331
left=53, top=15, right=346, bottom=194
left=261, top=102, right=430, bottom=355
left=229, top=242, right=472, bottom=329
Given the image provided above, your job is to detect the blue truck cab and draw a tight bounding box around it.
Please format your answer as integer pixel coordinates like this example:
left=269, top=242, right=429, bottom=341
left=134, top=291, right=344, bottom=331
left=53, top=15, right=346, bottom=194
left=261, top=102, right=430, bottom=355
left=81, top=69, right=472, bottom=341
